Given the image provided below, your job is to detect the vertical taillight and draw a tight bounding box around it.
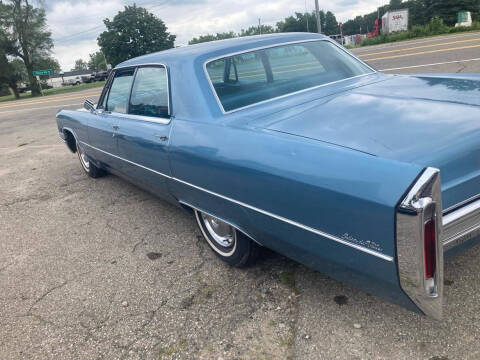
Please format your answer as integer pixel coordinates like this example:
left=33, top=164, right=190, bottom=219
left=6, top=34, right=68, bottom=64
left=397, top=167, right=443, bottom=319
left=424, top=218, right=436, bottom=279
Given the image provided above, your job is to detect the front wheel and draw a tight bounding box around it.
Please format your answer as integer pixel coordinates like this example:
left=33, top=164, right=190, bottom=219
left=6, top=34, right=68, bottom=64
left=194, top=210, right=259, bottom=267
left=76, top=141, right=104, bottom=178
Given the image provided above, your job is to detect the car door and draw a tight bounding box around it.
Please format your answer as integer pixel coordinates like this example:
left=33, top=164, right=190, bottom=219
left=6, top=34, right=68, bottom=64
left=114, top=65, right=173, bottom=197
left=87, top=68, right=135, bottom=170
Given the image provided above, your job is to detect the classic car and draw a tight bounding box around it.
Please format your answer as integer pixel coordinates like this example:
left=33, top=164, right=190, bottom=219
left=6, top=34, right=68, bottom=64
left=56, top=33, right=480, bottom=319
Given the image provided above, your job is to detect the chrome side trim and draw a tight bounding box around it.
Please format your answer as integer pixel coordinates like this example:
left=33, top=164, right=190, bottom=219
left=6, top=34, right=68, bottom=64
left=442, top=198, right=480, bottom=251
left=80, top=141, right=171, bottom=179
left=109, top=111, right=171, bottom=125
left=202, top=39, right=376, bottom=115
left=80, top=141, right=393, bottom=261
left=443, top=193, right=480, bottom=214
left=397, top=167, right=443, bottom=320
left=174, top=176, right=393, bottom=261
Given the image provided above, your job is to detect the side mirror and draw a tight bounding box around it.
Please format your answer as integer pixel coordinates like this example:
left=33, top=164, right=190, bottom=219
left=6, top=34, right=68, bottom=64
left=84, top=99, right=96, bottom=113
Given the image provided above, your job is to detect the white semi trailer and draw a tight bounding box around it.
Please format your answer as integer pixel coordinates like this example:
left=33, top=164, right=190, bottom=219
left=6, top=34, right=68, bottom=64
left=382, top=9, right=409, bottom=34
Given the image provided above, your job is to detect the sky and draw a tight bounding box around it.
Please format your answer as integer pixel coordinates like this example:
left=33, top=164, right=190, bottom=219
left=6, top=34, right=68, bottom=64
left=46, top=0, right=387, bottom=71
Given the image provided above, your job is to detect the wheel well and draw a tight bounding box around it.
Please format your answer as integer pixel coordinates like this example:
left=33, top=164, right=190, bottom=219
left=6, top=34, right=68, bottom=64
left=184, top=202, right=263, bottom=247
left=179, top=203, right=194, bottom=215
left=63, top=130, right=77, bottom=153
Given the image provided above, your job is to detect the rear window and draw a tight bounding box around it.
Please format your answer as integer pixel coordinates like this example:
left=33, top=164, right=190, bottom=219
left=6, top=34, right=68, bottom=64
left=205, top=40, right=373, bottom=112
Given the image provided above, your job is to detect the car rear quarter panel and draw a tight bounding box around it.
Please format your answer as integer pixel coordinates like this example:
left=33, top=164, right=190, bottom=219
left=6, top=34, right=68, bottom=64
left=168, top=118, right=424, bottom=309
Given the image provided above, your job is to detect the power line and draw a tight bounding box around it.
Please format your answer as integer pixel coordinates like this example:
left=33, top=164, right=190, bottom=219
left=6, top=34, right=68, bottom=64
left=52, top=1, right=170, bottom=44
left=54, top=25, right=105, bottom=43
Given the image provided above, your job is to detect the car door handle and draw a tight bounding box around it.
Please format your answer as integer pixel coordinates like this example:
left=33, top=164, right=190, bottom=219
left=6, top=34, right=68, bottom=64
left=154, top=135, right=168, bottom=141
left=112, top=125, right=119, bottom=137
left=112, top=125, right=119, bottom=130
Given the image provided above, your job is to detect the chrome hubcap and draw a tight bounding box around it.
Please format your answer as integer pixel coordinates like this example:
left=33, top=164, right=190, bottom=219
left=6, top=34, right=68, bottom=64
left=201, top=213, right=234, bottom=247
left=77, top=143, right=90, bottom=170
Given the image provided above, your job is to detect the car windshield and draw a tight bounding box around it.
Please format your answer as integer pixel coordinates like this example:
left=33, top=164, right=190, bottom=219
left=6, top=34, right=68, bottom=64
left=205, top=40, right=373, bottom=112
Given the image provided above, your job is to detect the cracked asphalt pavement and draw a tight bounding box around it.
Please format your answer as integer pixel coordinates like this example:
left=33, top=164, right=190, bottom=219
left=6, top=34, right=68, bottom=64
left=1, top=41, right=480, bottom=359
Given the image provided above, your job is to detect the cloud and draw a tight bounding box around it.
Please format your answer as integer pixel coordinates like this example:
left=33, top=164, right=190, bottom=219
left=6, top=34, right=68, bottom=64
left=337, top=0, right=360, bottom=6
left=46, top=0, right=386, bottom=71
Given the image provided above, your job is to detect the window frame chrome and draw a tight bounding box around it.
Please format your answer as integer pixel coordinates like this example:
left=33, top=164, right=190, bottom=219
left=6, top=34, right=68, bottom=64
left=202, top=38, right=377, bottom=115
left=96, top=71, right=115, bottom=110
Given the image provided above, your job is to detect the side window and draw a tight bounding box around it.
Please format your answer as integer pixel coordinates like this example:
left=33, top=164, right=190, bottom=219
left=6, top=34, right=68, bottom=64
left=105, top=69, right=135, bottom=113
left=129, top=67, right=169, bottom=118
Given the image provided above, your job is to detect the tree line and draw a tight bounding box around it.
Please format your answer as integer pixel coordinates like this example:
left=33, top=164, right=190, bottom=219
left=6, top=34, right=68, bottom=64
left=190, top=0, right=479, bottom=42
left=189, top=11, right=340, bottom=44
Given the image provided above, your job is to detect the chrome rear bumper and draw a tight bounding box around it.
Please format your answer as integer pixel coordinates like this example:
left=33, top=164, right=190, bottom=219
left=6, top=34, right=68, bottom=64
left=442, top=197, right=480, bottom=251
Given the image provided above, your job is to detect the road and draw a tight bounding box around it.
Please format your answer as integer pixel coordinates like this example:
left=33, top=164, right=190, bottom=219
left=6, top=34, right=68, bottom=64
left=352, top=31, right=480, bottom=73
left=1, top=33, right=480, bottom=360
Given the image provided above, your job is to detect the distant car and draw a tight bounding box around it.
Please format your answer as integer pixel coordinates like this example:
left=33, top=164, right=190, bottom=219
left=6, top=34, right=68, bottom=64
left=93, top=71, right=109, bottom=82
left=81, top=74, right=95, bottom=83
left=65, top=76, right=82, bottom=86
left=18, top=85, right=28, bottom=93
left=56, top=33, right=480, bottom=320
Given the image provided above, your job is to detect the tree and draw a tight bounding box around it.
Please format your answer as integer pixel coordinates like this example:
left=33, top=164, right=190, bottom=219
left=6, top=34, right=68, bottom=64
left=0, top=49, right=22, bottom=98
left=324, top=11, right=339, bottom=35
left=73, top=59, right=87, bottom=71
left=276, top=11, right=327, bottom=33
left=97, top=5, right=175, bottom=67
left=87, top=51, right=107, bottom=71
left=0, top=17, right=21, bottom=98
left=189, top=32, right=236, bottom=45
left=239, top=25, right=275, bottom=36
left=389, top=0, right=404, bottom=9
left=0, top=0, right=53, bottom=96
left=36, top=56, right=61, bottom=73
left=427, top=0, right=480, bottom=26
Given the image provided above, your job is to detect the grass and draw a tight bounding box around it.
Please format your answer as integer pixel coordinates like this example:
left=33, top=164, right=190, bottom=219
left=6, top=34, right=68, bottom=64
left=158, top=339, right=187, bottom=359
left=360, top=19, right=480, bottom=47
left=280, top=266, right=299, bottom=295
left=0, top=81, right=105, bottom=103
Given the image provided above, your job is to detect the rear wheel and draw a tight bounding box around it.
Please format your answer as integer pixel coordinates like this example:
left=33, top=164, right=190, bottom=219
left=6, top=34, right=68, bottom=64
left=194, top=210, right=259, bottom=267
left=76, top=141, right=104, bottom=178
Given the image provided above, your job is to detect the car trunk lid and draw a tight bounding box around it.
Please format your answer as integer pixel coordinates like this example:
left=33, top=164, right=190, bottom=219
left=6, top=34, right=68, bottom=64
left=262, top=74, right=480, bottom=210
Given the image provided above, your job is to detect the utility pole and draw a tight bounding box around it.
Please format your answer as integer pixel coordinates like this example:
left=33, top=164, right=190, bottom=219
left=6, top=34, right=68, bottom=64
left=98, top=50, right=109, bottom=71
left=315, top=0, right=321, bottom=34
left=305, top=0, right=309, bottom=32
left=258, top=18, right=261, bottom=35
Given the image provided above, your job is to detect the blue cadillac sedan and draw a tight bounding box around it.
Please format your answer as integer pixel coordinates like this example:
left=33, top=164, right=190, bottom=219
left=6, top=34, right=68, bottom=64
left=56, top=33, right=480, bottom=319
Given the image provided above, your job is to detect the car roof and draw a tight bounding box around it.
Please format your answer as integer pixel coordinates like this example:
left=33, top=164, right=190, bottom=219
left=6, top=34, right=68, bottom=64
left=116, top=32, right=329, bottom=68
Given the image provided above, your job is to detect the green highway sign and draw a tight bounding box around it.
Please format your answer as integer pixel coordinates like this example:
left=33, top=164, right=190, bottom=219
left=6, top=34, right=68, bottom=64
left=33, top=69, right=53, bottom=76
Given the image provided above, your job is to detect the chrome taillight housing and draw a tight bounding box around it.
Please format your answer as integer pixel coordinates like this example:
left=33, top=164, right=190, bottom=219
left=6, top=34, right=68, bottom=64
left=396, top=167, right=443, bottom=319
